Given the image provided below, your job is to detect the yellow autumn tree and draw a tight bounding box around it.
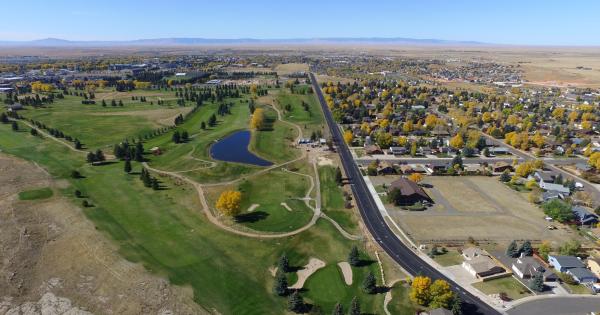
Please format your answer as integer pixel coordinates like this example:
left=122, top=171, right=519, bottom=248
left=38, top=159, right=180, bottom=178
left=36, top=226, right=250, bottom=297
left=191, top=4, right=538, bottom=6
left=552, top=108, right=565, bottom=120
left=429, top=279, right=455, bottom=309
left=250, top=108, right=265, bottom=130
left=343, top=130, right=354, bottom=144
left=408, top=173, right=423, bottom=183
left=215, top=190, right=242, bottom=216
left=410, top=276, right=432, bottom=306
left=424, top=114, right=438, bottom=128
left=449, top=134, right=464, bottom=149
left=532, top=132, right=545, bottom=148
left=589, top=152, right=600, bottom=170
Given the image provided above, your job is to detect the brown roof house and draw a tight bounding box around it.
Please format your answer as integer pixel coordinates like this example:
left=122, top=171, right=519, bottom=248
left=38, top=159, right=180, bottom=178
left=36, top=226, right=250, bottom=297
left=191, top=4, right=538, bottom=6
left=492, top=161, right=513, bottom=173
left=387, top=177, right=432, bottom=206
left=461, top=247, right=505, bottom=279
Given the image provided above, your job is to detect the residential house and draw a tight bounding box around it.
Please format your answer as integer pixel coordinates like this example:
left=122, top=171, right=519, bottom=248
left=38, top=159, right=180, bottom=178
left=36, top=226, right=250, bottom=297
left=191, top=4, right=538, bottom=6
left=387, top=178, right=432, bottom=205
left=541, top=190, right=565, bottom=203
left=389, top=146, right=407, bottom=155
left=492, top=161, right=513, bottom=173
left=575, top=163, right=592, bottom=173
left=377, top=162, right=396, bottom=175
left=364, top=145, right=383, bottom=155
left=534, top=171, right=558, bottom=183
left=512, top=256, right=556, bottom=281
left=488, top=147, right=511, bottom=155
left=572, top=206, right=599, bottom=226
left=539, top=181, right=571, bottom=195
left=567, top=268, right=598, bottom=284
left=461, top=247, right=505, bottom=279
left=548, top=255, right=585, bottom=273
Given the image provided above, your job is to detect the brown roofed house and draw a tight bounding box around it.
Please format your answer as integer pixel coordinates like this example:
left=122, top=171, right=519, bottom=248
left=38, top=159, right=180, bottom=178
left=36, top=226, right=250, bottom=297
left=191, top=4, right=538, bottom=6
left=387, top=177, right=432, bottom=205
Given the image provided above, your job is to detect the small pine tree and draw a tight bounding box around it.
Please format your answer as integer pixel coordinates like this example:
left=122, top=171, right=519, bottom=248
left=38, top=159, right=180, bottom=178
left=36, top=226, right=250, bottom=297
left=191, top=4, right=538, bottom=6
left=349, top=296, right=360, bottom=315
left=74, top=190, right=82, bottom=198
left=181, top=130, right=189, bottom=142
left=172, top=131, right=181, bottom=143
left=74, top=139, right=82, bottom=149
left=335, top=167, right=343, bottom=186
left=273, top=271, right=288, bottom=296
left=151, top=177, right=159, bottom=190
left=86, top=152, right=96, bottom=164
left=134, top=142, right=144, bottom=162
left=287, top=291, right=304, bottom=314
left=30, top=128, right=38, bottom=136
left=332, top=302, right=344, bottom=315
left=124, top=159, right=132, bottom=173
left=82, top=200, right=89, bottom=207
left=278, top=254, right=290, bottom=273
left=200, top=121, right=206, bottom=129
left=530, top=272, right=544, bottom=292
left=11, top=121, right=18, bottom=131
left=348, top=246, right=360, bottom=267
left=506, top=240, right=519, bottom=258
left=519, top=240, right=533, bottom=256
left=362, top=271, right=377, bottom=294
left=71, top=170, right=81, bottom=178
left=500, top=170, right=511, bottom=182
left=451, top=296, right=463, bottom=315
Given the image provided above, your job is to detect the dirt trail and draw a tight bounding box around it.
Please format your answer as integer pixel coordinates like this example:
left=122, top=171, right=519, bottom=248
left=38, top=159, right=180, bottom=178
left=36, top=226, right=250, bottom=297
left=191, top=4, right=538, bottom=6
left=0, top=153, right=206, bottom=315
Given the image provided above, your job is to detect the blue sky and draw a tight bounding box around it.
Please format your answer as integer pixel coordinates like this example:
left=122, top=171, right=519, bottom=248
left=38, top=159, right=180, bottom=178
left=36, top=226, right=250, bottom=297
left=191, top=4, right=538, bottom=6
left=2, top=0, right=599, bottom=45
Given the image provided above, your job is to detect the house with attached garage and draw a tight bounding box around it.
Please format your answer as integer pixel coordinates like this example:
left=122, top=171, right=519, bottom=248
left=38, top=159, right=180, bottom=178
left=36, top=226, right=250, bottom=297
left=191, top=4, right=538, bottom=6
left=572, top=206, right=599, bottom=226
left=538, top=181, right=571, bottom=195
left=567, top=268, right=598, bottom=284
left=548, top=255, right=585, bottom=273
left=511, top=255, right=557, bottom=281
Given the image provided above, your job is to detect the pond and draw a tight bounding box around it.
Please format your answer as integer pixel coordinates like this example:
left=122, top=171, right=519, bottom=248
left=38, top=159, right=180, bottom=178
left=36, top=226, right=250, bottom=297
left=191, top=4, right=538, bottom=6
left=210, top=130, right=273, bottom=166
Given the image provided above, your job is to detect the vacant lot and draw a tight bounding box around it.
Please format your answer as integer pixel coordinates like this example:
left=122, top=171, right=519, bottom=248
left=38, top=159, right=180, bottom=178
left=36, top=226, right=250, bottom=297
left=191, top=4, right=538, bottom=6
left=379, top=176, right=579, bottom=244
left=275, top=63, right=309, bottom=75
left=472, top=277, right=532, bottom=301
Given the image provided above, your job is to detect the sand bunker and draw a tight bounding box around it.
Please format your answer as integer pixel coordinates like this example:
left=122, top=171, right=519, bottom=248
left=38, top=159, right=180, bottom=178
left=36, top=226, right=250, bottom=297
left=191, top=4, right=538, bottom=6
left=337, top=262, right=353, bottom=285
left=290, top=258, right=326, bottom=289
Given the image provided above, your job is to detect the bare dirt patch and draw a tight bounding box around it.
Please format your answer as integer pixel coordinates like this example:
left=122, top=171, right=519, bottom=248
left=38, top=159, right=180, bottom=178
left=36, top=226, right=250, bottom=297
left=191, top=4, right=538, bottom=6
left=290, top=258, right=326, bottom=289
left=0, top=154, right=207, bottom=315
left=337, top=262, right=353, bottom=285
left=275, top=63, right=309, bottom=75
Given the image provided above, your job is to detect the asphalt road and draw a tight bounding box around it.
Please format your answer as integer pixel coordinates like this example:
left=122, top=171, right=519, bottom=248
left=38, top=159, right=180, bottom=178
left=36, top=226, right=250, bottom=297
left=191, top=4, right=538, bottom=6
left=310, top=73, right=501, bottom=315
left=507, top=296, right=600, bottom=315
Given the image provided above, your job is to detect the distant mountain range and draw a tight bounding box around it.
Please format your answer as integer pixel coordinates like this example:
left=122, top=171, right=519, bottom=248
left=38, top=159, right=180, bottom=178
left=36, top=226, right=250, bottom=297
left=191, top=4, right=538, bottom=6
left=0, top=37, right=485, bottom=47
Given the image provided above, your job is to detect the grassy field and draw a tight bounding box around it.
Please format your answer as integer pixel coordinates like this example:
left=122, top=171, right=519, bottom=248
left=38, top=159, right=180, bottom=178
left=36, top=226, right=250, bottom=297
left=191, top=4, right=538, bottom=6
left=472, top=277, right=532, bottom=301
left=18, top=187, right=53, bottom=200
left=433, top=249, right=464, bottom=267
left=18, top=91, right=190, bottom=148
left=386, top=283, right=419, bottom=314
left=250, top=106, right=300, bottom=163
left=233, top=169, right=314, bottom=232
left=319, top=166, right=358, bottom=233
left=275, top=90, right=325, bottom=136
left=0, top=84, right=393, bottom=314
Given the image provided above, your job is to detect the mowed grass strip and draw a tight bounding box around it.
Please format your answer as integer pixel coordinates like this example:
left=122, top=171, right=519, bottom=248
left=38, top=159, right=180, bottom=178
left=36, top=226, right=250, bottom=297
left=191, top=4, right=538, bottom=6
left=472, top=277, right=532, bottom=301
left=319, top=166, right=358, bottom=233
left=18, top=187, right=53, bottom=200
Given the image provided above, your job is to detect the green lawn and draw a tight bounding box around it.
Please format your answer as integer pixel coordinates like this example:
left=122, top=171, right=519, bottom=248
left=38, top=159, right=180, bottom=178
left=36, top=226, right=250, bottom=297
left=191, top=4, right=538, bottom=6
left=472, top=277, right=532, bottom=301
left=319, top=166, right=358, bottom=233
left=303, top=261, right=384, bottom=314
left=0, top=114, right=392, bottom=314
left=234, top=169, right=314, bottom=232
left=276, top=91, right=325, bottom=136
left=433, top=249, right=463, bottom=267
left=250, top=106, right=300, bottom=163
left=18, top=91, right=187, bottom=149
left=386, top=283, right=419, bottom=315
left=18, top=187, right=53, bottom=200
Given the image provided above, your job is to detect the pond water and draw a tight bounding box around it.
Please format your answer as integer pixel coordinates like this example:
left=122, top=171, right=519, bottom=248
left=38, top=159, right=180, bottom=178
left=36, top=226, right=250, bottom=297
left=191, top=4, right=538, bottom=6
left=210, top=130, right=273, bottom=166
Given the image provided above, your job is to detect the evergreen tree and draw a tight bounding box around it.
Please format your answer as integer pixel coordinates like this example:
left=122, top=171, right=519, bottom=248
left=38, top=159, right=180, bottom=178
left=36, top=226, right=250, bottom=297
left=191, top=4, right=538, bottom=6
left=335, top=167, right=343, bottom=186
left=74, top=190, right=82, bottom=198
left=273, top=271, right=288, bottom=296
left=151, top=177, right=159, bottom=190
left=349, top=297, right=360, bottom=315
left=530, top=272, right=544, bottom=292
left=506, top=240, right=519, bottom=257
left=134, top=142, right=144, bottom=162
left=332, top=303, right=344, bottom=315
left=111, top=99, right=117, bottom=106
left=519, top=240, right=533, bottom=256
left=200, top=121, right=206, bottom=129
left=30, top=128, right=38, bottom=136
left=101, top=99, right=106, bottom=106
left=86, top=152, right=96, bottom=164
left=500, top=170, right=511, bottom=182
left=287, top=291, right=304, bottom=314
left=181, top=130, right=189, bottom=142
left=124, top=159, right=132, bottom=173
left=348, top=246, right=360, bottom=267
left=362, top=272, right=377, bottom=294
left=172, top=130, right=181, bottom=143
left=278, top=254, right=290, bottom=273
left=451, top=296, right=463, bottom=315
left=11, top=121, right=18, bottom=131
left=95, top=149, right=105, bottom=162
left=0, top=112, right=8, bottom=123
left=74, top=139, right=82, bottom=149
left=71, top=170, right=81, bottom=178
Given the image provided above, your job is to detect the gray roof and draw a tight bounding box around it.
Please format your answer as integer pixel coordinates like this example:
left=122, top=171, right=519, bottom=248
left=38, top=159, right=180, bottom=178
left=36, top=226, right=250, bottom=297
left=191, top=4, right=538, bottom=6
left=567, top=267, right=598, bottom=282
left=550, top=255, right=585, bottom=269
